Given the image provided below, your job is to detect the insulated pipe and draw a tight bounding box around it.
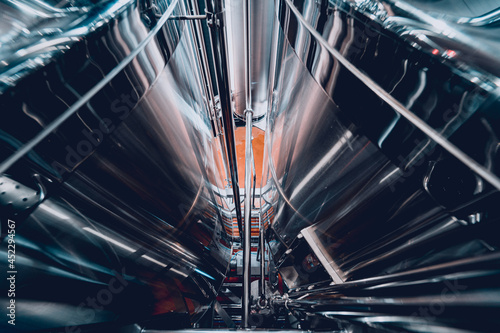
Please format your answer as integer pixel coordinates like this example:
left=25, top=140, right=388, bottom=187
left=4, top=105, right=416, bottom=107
left=205, top=0, right=243, bottom=240
left=243, top=109, right=253, bottom=328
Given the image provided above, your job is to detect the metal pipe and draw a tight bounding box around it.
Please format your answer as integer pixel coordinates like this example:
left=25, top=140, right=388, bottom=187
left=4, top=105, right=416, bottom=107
left=188, top=0, right=231, bottom=189
left=251, top=141, right=256, bottom=208
left=242, top=0, right=253, bottom=327
left=457, top=8, right=500, bottom=26
left=288, top=251, right=500, bottom=299
left=190, top=0, right=215, bottom=109
left=243, top=0, right=252, bottom=111
left=259, top=209, right=265, bottom=300
left=205, top=0, right=243, bottom=240
left=168, top=14, right=207, bottom=20
left=185, top=8, right=211, bottom=121
left=243, top=109, right=253, bottom=328
left=193, top=0, right=231, bottom=190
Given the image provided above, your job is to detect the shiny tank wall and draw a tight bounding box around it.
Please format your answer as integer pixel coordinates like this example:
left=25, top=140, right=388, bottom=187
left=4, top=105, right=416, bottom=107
left=262, top=0, right=500, bottom=329
left=225, top=0, right=275, bottom=120
left=0, top=0, right=232, bottom=331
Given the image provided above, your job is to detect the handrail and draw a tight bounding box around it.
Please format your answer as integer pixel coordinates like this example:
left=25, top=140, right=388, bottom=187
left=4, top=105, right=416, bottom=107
left=0, top=0, right=180, bottom=174
left=284, top=0, right=500, bottom=191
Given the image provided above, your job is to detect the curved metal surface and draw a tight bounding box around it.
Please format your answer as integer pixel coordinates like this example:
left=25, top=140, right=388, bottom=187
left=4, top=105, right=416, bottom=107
left=1, top=0, right=500, bottom=332
left=401, top=0, right=500, bottom=26
left=280, top=251, right=500, bottom=332
left=0, top=0, right=142, bottom=92
left=225, top=0, right=274, bottom=120
left=0, top=0, right=182, bottom=174
left=0, top=0, right=232, bottom=331
left=260, top=0, right=500, bottom=330
left=205, top=0, right=243, bottom=241
left=264, top=0, right=500, bottom=250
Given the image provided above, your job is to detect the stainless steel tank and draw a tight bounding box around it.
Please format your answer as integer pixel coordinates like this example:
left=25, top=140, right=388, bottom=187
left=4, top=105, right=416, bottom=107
left=0, top=0, right=233, bottom=331
left=1, top=0, right=500, bottom=332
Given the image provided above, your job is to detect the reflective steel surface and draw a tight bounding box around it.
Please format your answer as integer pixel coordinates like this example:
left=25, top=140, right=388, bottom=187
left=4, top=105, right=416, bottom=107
left=1, top=0, right=233, bottom=331
left=260, top=0, right=500, bottom=331
left=1, top=0, right=500, bottom=332
left=225, top=0, right=274, bottom=120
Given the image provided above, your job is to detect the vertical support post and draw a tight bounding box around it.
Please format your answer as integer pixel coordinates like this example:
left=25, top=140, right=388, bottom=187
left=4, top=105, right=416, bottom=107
left=244, top=0, right=252, bottom=111
left=243, top=109, right=253, bottom=328
left=242, top=0, right=253, bottom=328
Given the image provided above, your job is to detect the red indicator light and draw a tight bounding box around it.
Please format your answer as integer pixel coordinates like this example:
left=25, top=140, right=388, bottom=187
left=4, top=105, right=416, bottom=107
left=432, top=49, right=439, bottom=55
left=446, top=50, right=457, bottom=57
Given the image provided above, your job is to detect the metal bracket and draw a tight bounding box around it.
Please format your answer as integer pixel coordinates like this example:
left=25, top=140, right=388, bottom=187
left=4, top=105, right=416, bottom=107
left=0, top=174, right=46, bottom=226
left=168, top=14, right=207, bottom=20
left=300, top=226, right=345, bottom=285
left=211, top=103, right=224, bottom=138
left=206, top=11, right=220, bottom=28
left=315, top=0, right=334, bottom=16
left=213, top=300, right=236, bottom=328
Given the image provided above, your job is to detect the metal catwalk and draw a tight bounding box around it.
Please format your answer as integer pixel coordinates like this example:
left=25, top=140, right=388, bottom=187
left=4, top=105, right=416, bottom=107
left=0, top=0, right=500, bottom=332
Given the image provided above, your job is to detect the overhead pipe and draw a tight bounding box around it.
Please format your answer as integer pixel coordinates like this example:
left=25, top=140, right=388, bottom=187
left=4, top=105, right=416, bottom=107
left=242, top=0, right=252, bottom=327
left=205, top=0, right=243, bottom=240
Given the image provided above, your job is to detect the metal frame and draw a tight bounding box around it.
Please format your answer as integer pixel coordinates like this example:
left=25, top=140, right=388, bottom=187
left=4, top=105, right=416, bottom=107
left=300, top=227, right=345, bottom=285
